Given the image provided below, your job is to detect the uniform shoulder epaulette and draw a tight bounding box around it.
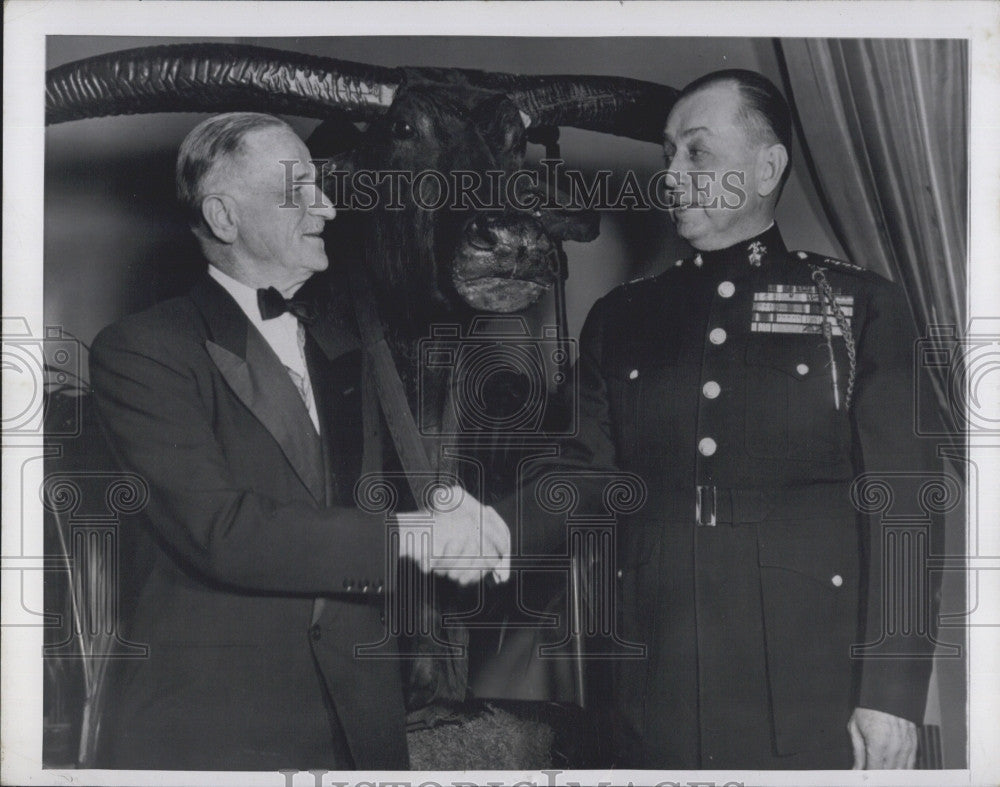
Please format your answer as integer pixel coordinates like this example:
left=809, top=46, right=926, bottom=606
left=604, top=267, right=663, bottom=308
left=618, top=253, right=698, bottom=296
left=792, top=250, right=873, bottom=276
left=600, top=275, right=641, bottom=306
left=663, top=253, right=705, bottom=271
left=624, top=265, right=671, bottom=288
left=642, top=254, right=693, bottom=282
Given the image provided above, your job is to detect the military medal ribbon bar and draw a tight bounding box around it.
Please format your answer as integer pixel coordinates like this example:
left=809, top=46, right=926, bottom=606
left=751, top=285, right=853, bottom=336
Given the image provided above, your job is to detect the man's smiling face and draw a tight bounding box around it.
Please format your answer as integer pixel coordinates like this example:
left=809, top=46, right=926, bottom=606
left=663, top=81, right=775, bottom=251
left=224, top=126, right=335, bottom=293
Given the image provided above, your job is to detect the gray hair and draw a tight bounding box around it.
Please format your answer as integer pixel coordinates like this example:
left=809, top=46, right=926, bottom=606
left=176, top=112, right=291, bottom=226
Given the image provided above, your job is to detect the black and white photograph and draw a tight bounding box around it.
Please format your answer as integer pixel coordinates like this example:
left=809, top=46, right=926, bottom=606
left=3, top=3, right=998, bottom=786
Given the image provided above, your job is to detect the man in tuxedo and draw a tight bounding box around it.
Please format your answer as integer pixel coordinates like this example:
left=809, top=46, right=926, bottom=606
left=90, top=112, right=508, bottom=770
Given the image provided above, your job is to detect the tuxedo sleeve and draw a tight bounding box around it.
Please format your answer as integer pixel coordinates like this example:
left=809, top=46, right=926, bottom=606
left=90, top=320, right=389, bottom=595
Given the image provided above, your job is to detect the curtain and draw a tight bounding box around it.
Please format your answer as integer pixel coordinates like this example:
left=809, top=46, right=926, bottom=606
left=778, top=40, right=969, bottom=767
left=777, top=39, right=967, bottom=335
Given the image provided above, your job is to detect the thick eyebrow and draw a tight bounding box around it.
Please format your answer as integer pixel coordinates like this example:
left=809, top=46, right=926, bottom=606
left=289, top=163, right=319, bottom=183
left=663, top=126, right=712, bottom=145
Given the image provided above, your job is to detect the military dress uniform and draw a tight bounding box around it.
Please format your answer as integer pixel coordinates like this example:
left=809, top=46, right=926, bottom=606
left=548, top=224, right=940, bottom=769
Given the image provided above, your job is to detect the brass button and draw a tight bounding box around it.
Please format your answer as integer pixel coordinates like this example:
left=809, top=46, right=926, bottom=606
left=831, top=574, right=843, bottom=587
left=796, top=363, right=810, bottom=376
left=709, top=328, right=727, bottom=345
left=628, top=368, right=639, bottom=380
left=698, top=437, right=717, bottom=456
left=717, top=281, right=735, bottom=298
left=343, top=579, right=354, bottom=591
left=702, top=381, right=721, bottom=399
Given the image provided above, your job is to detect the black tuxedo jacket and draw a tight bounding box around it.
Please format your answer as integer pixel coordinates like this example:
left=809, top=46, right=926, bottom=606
left=90, top=274, right=408, bottom=770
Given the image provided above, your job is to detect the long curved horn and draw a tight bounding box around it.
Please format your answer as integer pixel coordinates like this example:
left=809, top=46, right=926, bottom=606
left=47, top=43, right=676, bottom=144
left=411, top=68, right=677, bottom=144
left=46, top=43, right=401, bottom=125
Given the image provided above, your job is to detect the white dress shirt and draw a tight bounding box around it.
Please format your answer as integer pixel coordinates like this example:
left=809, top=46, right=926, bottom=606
left=208, top=265, right=320, bottom=433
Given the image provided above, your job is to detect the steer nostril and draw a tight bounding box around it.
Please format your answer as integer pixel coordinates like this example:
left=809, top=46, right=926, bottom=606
left=468, top=217, right=497, bottom=250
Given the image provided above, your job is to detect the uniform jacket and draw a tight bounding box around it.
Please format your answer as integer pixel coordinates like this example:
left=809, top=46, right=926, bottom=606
left=524, top=225, right=943, bottom=768
left=90, top=273, right=408, bottom=770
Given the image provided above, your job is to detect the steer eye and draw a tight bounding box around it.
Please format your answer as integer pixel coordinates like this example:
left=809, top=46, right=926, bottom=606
left=390, top=119, right=417, bottom=140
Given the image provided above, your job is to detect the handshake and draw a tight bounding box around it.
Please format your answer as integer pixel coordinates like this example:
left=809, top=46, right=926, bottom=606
left=396, top=485, right=511, bottom=586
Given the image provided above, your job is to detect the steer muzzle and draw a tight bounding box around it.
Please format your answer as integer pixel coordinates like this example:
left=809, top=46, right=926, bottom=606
left=452, top=212, right=562, bottom=313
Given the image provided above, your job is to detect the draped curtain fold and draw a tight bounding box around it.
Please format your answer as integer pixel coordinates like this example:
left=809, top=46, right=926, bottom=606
left=777, top=39, right=967, bottom=334
left=778, top=41, right=968, bottom=767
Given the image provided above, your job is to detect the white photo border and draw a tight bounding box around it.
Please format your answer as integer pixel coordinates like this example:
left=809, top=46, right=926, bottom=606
left=4, top=2, right=998, bottom=786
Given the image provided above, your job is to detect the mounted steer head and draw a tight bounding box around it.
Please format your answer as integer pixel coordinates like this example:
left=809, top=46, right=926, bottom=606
left=323, top=78, right=566, bottom=322
left=46, top=43, right=677, bottom=327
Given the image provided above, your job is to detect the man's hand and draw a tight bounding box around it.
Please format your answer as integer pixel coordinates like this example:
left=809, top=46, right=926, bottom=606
left=848, top=707, right=918, bottom=769
left=397, top=485, right=510, bottom=586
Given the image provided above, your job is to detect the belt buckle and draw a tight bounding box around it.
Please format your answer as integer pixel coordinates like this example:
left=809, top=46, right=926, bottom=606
left=696, top=485, right=717, bottom=527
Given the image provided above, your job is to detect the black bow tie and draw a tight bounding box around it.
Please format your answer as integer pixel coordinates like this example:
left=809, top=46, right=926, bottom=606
left=256, top=287, right=317, bottom=324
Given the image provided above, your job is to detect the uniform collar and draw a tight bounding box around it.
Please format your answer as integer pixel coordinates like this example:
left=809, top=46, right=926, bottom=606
left=689, top=223, right=787, bottom=270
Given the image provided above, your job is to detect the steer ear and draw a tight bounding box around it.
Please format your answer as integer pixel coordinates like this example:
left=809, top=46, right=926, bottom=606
left=470, top=93, right=527, bottom=165
left=306, top=118, right=361, bottom=226
left=307, top=116, right=363, bottom=162
left=307, top=115, right=362, bottom=204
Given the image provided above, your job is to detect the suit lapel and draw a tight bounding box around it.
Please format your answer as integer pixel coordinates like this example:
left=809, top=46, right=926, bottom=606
left=191, top=275, right=327, bottom=504
left=306, top=335, right=366, bottom=505
left=303, top=334, right=337, bottom=507
left=301, top=277, right=365, bottom=506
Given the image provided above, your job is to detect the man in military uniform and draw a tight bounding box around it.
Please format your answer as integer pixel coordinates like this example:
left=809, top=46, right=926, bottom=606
left=540, top=70, right=941, bottom=769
